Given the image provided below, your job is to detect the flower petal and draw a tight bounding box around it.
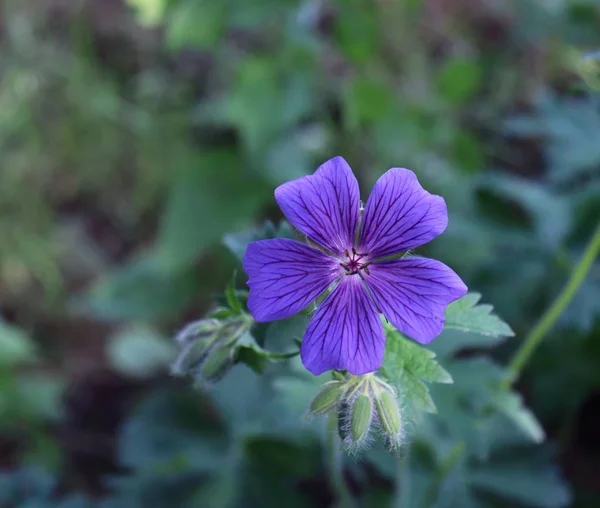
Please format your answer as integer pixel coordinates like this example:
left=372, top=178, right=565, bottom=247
left=243, top=238, right=340, bottom=322
left=364, top=257, right=467, bottom=344
left=275, top=156, right=360, bottom=256
left=301, top=276, right=385, bottom=375
left=359, top=168, right=448, bottom=259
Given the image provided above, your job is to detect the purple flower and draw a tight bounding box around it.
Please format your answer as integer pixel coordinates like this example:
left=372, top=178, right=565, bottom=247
left=243, top=157, right=467, bottom=376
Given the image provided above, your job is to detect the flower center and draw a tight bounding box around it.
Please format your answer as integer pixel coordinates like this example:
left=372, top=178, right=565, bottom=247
left=340, top=248, right=371, bottom=276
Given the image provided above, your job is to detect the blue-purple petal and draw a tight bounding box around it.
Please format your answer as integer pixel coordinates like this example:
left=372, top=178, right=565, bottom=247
left=363, top=257, right=468, bottom=344
left=275, top=156, right=360, bottom=256
left=300, top=276, right=385, bottom=375
left=243, top=238, right=340, bottom=322
left=359, top=168, right=448, bottom=259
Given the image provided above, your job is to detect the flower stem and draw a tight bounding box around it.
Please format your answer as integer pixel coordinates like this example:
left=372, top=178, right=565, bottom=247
left=327, top=413, right=357, bottom=508
left=503, top=222, right=600, bottom=388
left=420, top=442, right=465, bottom=508
left=395, top=453, right=410, bottom=508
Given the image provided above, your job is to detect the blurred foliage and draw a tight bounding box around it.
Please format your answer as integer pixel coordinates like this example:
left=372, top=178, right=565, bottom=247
left=1, top=0, right=600, bottom=507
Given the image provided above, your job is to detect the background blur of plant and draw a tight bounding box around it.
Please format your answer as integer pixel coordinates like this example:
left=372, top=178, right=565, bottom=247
left=0, top=0, right=599, bottom=506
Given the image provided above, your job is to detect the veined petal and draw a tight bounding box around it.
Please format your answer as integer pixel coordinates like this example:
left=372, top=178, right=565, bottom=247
left=244, top=238, right=340, bottom=322
left=275, top=156, right=360, bottom=256
left=364, top=257, right=467, bottom=344
left=301, top=276, right=385, bottom=375
left=359, top=168, right=447, bottom=259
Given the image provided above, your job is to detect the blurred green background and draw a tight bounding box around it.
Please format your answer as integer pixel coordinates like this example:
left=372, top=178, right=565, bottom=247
left=1, top=0, right=599, bottom=506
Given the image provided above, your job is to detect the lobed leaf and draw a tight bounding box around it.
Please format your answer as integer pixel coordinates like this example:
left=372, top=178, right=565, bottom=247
left=444, top=293, right=514, bottom=338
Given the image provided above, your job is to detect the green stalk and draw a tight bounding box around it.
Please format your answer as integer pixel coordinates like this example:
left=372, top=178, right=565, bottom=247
left=420, top=442, right=465, bottom=508
left=326, top=413, right=357, bottom=508
left=503, top=222, right=600, bottom=388
left=395, top=453, right=411, bottom=508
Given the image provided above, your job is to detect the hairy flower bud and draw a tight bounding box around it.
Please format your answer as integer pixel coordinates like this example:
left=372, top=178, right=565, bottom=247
left=308, top=381, right=343, bottom=417
left=200, top=346, right=234, bottom=384
left=307, top=373, right=403, bottom=452
left=176, top=319, right=221, bottom=344
left=350, top=395, right=373, bottom=446
left=375, top=389, right=402, bottom=448
left=172, top=312, right=253, bottom=384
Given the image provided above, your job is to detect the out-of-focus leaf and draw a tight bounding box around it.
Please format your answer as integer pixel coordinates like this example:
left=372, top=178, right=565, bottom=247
left=452, top=130, right=485, bottom=174
left=435, top=358, right=545, bottom=456
left=107, top=325, right=176, bottom=378
left=74, top=254, right=198, bottom=321
left=468, top=450, right=571, bottom=507
left=224, top=221, right=296, bottom=263
left=334, top=0, right=380, bottom=64
left=126, top=0, right=166, bottom=26
left=166, top=1, right=226, bottom=50
left=444, top=293, right=515, bottom=338
left=0, top=323, right=36, bottom=366
left=156, top=151, right=270, bottom=271
left=436, top=58, right=482, bottom=105
left=504, top=93, right=600, bottom=184
left=118, top=389, right=226, bottom=475
left=17, top=373, right=65, bottom=421
left=491, top=391, right=545, bottom=443
left=480, top=172, right=572, bottom=248
left=344, top=77, right=396, bottom=128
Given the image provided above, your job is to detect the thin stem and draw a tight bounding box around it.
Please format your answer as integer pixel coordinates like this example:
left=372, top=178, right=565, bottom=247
left=503, top=222, right=600, bottom=388
left=420, top=442, right=465, bottom=508
left=395, top=453, right=410, bottom=508
left=326, top=413, right=357, bottom=508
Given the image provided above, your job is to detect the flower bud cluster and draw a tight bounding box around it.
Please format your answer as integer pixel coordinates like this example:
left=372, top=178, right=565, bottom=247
left=308, top=372, right=403, bottom=451
left=171, top=312, right=253, bottom=385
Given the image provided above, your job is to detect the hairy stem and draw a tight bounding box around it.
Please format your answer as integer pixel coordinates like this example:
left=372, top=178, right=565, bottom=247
left=327, top=413, right=357, bottom=508
left=503, top=222, right=600, bottom=388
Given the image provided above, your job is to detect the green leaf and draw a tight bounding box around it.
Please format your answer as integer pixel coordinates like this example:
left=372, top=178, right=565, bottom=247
left=380, top=324, right=452, bottom=414
left=436, top=57, right=482, bottom=105
left=126, top=0, right=166, bottom=25
left=118, top=389, right=226, bottom=475
left=435, top=358, right=545, bottom=455
left=0, top=323, right=36, bottom=366
left=107, top=325, right=176, bottom=379
left=223, top=221, right=295, bottom=263
left=225, top=273, right=242, bottom=314
left=343, top=77, right=396, bottom=128
left=74, top=254, right=198, bottom=321
left=236, top=332, right=299, bottom=374
left=468, top=450, right=571, bottom=507
left=491, top=391, right=545, bottom=443
left=16, top=373, right=65, bottom=422
left=428, top=328, right=508, bottom=359
left=444, top=293, right=514, bottom=338
left=156, top=150, right=270, bottom=271
left=166, top=1, right=226, bottom=50
left=335, top=0, right=380, bottom=64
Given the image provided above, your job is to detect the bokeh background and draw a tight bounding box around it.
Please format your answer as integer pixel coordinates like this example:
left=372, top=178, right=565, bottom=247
left=1, top=0, right=599, bottom=506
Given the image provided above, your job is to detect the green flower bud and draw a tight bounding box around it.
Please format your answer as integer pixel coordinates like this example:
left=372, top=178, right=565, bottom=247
left=350, top=395, right=373, bottom=446
left=199, top=346, right=234, bottom=383
left=375, top=390, right=402, bottom=447
left=217, top=316, right=251, bottom=346
left=176, top=319, right=221, bottom=344
left=308, top=381, right=343, bottom=417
